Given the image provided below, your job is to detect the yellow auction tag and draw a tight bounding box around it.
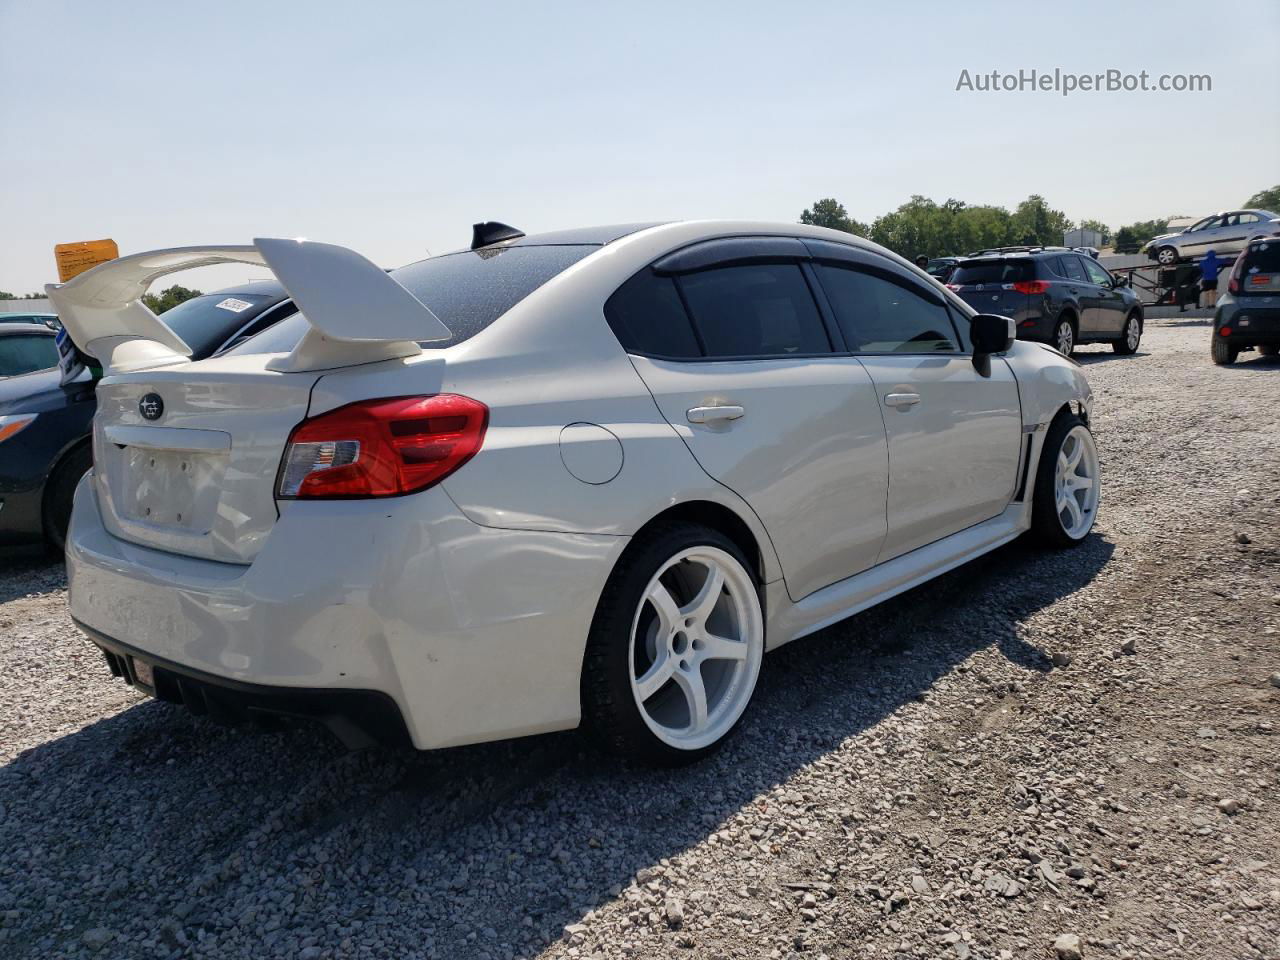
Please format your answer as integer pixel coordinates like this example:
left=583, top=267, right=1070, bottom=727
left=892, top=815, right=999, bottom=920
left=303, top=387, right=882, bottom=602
left=54, top=238, right=119, bottom=282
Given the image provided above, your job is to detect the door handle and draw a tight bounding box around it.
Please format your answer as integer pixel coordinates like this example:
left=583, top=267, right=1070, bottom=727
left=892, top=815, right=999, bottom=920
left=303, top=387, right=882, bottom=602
left=883, top=392, right=921, bottom=408
left=686, top=404, right=745, bottom=424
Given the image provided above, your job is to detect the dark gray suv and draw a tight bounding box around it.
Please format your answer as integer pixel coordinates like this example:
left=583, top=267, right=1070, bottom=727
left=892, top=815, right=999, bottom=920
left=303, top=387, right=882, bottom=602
left=1211, top=236, right=1280, bottom=365
left=947, top=248, right=1143, bottom=356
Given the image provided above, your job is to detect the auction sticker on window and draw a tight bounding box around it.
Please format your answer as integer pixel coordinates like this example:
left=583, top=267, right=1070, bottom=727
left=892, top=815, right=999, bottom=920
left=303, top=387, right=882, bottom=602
left=215, top=297, right=253, bottom=313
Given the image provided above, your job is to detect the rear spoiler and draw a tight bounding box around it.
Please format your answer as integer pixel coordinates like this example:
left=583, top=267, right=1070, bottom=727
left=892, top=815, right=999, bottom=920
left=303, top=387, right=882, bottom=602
left=45, top=238, right=451, bottom=375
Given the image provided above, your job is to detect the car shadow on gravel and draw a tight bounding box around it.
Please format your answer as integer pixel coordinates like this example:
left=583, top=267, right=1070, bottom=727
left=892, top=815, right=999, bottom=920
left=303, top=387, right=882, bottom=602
left=0, top=550, right=64, bottom=603
left=1071, top=349, right=1150, bottom=365
left=1217, top=354, right=1280, bottom=370
left=0, top=532, right=1113, bottom=958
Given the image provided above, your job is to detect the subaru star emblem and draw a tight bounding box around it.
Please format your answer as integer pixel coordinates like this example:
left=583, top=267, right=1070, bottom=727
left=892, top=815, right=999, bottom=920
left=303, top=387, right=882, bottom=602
left=139, top=393, right=164, bottom=421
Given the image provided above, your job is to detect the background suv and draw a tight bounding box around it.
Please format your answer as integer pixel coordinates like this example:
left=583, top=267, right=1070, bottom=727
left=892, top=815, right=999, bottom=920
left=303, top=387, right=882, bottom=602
left=1142, top=209, right=1280, bottom=266
left=1211, top=236, right=1280, bottom=365
left=948, top=248, right=1143, bottom=356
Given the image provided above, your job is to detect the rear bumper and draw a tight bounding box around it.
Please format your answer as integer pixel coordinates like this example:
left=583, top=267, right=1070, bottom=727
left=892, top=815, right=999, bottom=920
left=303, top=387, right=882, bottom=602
left=1216, top=303, right=1280, bottom=344
left=67, top=475, right=627, bottom=750
left=82, top=621, right=411, bottom=749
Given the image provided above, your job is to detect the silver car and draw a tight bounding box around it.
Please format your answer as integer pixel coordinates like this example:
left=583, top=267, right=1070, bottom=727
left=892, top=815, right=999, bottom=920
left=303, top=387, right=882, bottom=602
left=1143, top=209, right=1280, bottom=266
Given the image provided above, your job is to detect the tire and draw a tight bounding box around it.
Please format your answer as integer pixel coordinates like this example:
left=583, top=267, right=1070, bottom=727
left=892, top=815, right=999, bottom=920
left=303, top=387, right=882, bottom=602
left=1052, top=316, right=1076, bottom=357
left=1112, top=312, right=1142, bottom=355
left=42, top=444, right=92, bottom=556
left=581, top=523, right=764, bottom=765
left=1031, top=413, right=1099, bottom=549
left=1259, top=344, right=1279, bottom=357
left=1156, top=246, right=1178, bottom=266
left=1210, top=333, right=1239, bottom=365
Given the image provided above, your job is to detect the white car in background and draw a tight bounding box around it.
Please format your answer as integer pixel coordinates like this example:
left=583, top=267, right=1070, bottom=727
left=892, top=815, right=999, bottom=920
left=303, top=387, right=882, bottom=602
left=53, top=221, right=1098, bottom=765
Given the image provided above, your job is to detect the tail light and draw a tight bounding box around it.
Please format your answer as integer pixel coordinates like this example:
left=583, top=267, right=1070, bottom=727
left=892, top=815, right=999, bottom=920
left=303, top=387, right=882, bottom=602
left=1012, top=280, right=1051, bottom=295
left=946, top=283, right=962, bottom=291
left=277, top=394, right=488, bottom=499
left=1227, top=257, right=1243, bottom=293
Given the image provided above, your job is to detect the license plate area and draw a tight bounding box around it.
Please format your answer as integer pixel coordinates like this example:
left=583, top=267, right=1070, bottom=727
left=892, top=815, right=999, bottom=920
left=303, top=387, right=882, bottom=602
left=115, top=446, right=227, bottom=533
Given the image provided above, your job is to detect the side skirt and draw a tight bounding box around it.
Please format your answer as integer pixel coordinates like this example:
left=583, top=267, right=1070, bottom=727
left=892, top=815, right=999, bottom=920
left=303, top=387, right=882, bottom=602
left=765, top=502, right=1030, bottom=650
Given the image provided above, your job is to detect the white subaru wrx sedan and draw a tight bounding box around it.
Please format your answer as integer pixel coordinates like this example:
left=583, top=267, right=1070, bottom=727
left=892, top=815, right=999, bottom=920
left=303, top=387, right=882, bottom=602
left=54, top=221, right=1098, bottom=764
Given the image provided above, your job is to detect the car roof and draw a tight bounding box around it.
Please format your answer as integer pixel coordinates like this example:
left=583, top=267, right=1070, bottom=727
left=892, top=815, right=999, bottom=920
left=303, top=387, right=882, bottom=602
left=201, top=279, right=288, bottom=299
left=0, top=322, right=55, bottom=336
left=428, top=223, right=666, bottom=261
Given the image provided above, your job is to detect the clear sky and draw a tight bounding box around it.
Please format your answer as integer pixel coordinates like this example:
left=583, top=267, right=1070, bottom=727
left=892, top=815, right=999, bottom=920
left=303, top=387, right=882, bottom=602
left=2, top=0, right=1277, bottom=294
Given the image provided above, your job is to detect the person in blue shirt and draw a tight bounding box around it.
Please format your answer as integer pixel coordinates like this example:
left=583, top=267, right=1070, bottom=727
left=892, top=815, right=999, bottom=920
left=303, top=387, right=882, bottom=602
left=1201, top=249, right=1220, bottom=308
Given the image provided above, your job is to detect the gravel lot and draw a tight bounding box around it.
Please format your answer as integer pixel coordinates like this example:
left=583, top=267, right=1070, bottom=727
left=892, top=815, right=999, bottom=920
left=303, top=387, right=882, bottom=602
left=1, top=320, right=1277, bottom=960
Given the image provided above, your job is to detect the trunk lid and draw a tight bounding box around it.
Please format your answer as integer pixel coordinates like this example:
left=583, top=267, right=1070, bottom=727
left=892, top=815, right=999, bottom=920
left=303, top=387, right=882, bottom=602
left=91, top=353, right=319, bottom=564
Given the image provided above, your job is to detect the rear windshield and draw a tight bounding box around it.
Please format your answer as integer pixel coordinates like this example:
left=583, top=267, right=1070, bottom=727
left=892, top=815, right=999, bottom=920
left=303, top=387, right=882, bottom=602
left=229, top=245, right=595, bottom=355
left=1242, top=241, right=1280, bottom=275
left=949, top=260, right=1035, bottom=284
left=159, top=293, right=277, bottom=358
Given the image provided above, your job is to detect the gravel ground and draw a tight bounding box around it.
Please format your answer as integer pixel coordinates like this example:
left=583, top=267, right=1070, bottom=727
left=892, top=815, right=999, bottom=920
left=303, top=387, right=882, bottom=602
left=1, top=320, right=1277, bottom=960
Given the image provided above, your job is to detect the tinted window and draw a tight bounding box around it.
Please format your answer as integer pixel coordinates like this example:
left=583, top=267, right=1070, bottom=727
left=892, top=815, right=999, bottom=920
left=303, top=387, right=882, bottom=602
left=228, top=245, right=597, bottom=356
left=0, top=334, right=59, bottom=377
left=1059, top=255, right=1088, bottom=282
left=605, top=271, right=701, bottom=358
left=1082, top=258, right=1112, bottom=286
left=948, top=259, right=1034, bottom=284
left=817, top=264, right=958, bottom=353
left=677, top=264, right=829, bottom=358
left=158, top=293, right=277, bottom=358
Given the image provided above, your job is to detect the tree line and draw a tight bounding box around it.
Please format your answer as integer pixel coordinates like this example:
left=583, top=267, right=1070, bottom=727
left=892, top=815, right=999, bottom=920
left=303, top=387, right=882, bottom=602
left=800, top=184, right=1280, bottom=258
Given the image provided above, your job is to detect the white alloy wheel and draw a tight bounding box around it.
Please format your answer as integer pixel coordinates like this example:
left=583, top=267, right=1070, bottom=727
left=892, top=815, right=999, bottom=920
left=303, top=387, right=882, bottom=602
left=1126, top=316, right=1140, bottom=351
left=1054, top=425, right=1100, bottom=540
left=628, top=546, right=763, bottom=751
left=1157, top=246, right=1178, bottom=266
left=1055, top=320, right=1075, bottom=356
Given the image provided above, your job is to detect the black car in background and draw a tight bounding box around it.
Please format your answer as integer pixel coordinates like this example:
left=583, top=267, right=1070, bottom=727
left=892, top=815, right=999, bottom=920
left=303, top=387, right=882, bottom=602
left=947, top=247, right=1143, bottom=357
left=924, top=257, right=961, bottom=281
left=0, top=283, right=295, bottom=553
left=1211, top=237, right=1280, bottom=365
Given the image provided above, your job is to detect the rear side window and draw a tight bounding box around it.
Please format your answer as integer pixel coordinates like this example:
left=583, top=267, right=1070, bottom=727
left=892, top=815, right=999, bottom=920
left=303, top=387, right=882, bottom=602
left=677, top=264, right=829, bottom=358
left=604, top=271, right=701, bottom=358
left=816, top=264, right=958, bottom=353
left=949, top=260, right=1034, bottom=285
left=1058, top=256, right=1088, bottom=282
left=0, top=334, right=59, bottom=377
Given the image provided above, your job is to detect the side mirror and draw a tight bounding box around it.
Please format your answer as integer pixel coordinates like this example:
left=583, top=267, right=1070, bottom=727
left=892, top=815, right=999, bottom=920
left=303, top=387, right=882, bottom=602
left=1111, top=274, right=1127, bottom=288
left=969, top=313, right=1015, bottom=377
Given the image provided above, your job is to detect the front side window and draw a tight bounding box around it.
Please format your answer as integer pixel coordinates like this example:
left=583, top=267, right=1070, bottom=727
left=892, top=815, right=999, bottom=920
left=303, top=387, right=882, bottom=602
left=0, top=334, right=59, bottom=377
left=677, top=264, right=830, bottom=358
left=1082, top=258, right=1113, bottom=286
left=816, top=264, right=958, bottom=353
